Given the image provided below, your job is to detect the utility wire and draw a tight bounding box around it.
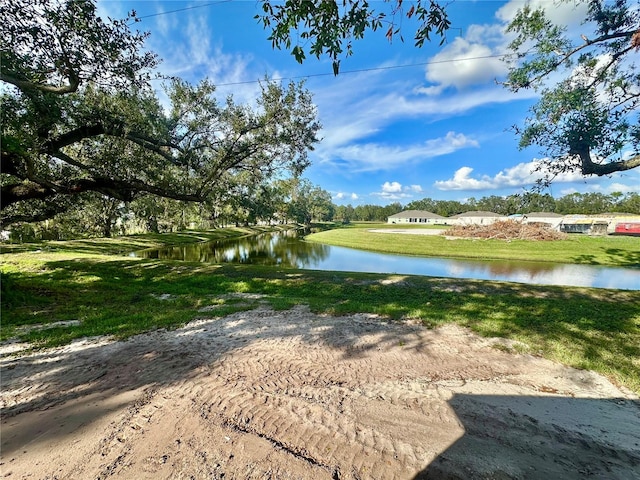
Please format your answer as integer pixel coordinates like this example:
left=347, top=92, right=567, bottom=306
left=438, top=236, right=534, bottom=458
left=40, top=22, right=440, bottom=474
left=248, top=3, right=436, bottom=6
left=128, top=1, right=507, bottom=86
left=131, top=0, right=233, bottom=23
left=213, top=54, right=508, bottom=86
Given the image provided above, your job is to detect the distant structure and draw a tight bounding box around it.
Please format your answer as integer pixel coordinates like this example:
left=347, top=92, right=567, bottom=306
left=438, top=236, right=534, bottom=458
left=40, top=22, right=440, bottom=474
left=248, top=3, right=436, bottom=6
left=385, top=210, right=640, bottom=236
left=613, top=221, right=640, bottom=236
left=561, top=214, right=640, bottom=235
left=387, top=210, right=446, bottom=225
left=560, top=215, right=609, bottom=235
left=449, top=211, right=506, bottom=226
left=521, top=212, right=564, bottom=230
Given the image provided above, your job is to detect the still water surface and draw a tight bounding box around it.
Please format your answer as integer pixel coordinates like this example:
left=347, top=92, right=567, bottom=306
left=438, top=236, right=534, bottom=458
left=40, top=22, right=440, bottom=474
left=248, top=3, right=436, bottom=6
left=135, top=229, right=640, bottom=290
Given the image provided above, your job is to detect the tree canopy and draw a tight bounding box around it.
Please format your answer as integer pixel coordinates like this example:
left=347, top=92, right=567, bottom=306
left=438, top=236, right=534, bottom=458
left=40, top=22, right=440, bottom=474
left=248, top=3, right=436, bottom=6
left=257, top=0, right=451, bottom=75
left=505, top=0, right=639, bottom=181
left=260, top=0, right=639, bottom=180
left=0, top=0, right=158, bottom=94
left=4, top=0, right=638, bottom=230
left=1, top=0, right=320, bottom=227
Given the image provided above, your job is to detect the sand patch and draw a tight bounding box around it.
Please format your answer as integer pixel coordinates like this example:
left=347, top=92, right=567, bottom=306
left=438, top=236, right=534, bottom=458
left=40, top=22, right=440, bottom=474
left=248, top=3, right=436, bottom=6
left=1, top=306, right=638, bottom=479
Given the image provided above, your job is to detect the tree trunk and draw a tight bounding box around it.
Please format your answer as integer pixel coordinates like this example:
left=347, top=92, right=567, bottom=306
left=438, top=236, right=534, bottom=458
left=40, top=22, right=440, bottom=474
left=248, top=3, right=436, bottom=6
left=147, top=217, right=159, bottom=233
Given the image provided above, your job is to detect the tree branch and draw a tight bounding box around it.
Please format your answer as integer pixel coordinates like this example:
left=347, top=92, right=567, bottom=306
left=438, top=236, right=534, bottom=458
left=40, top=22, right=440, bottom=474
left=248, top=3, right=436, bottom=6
left=585, top=44, right=635, bottom=90
left=0, top=203, right=70, bottom=227
left=575, top=146, right=640, bottom=176
left=50, top=150, right=94, bottom=172
left=0, top=72, right=79, bottom=95
left=44, top=123, right=180, bottom=163
left=122, top=131, right=181, bottom=162
left=1, top=176, right=204, bottom=208
left=513, top=29, right=636, bottom=90
left=43, top=124, right=106, bottom=151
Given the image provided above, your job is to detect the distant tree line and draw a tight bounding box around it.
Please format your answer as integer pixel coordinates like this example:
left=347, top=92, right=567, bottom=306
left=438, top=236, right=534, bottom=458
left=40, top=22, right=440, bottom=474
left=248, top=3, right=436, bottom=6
left=6, top=187, right=639, bottom=242
left=334, top=192, right=640, bottom=222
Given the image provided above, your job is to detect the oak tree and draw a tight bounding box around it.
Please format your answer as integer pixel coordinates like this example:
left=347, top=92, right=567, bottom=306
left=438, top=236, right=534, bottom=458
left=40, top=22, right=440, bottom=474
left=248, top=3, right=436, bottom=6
left=1, top=0, right=320, bottom=226
left=505, top=0, right=640, bottom=182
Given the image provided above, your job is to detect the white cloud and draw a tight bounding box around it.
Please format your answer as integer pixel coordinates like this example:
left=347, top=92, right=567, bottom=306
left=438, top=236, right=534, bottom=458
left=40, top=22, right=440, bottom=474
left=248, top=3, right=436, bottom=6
left=138, top=10, right=264, bottom=106
left=435, top=160, right=589, bottom=191
left=496, top=0, right=589, bottom=26
left=438, top=131, right=480, bottom=150
left=382, top=181, right=403, bottom=193
left=559, top=187, right=580, bottom=196
left=571, top=53, right=614, bottom=87
left=96, top=1, right=126, bottom=23
left=372, top=190, right=413, bottom=201
left=372, top=182, right=424, bottom=201
left=416, top=0, right=592, bottom=96
left=423, top=37, right=509, bottom=92
left=333, top=192, right=360, bottom=201
left=435, top=166, right=495, bottom=191
left=465, top=23, right=506, bottom=45
left=154, top=6, right=178, bottom=38
left=413, top=85, right=446, bottom=96
left=608, top=182, right=640, bottom=194
left=312, top=64, right=537, bottom=164
left=319, top=132, right=479, bottom=172
left=151, top=13, right=213, bottom=74
left=149, top=41, right=260, bottom=112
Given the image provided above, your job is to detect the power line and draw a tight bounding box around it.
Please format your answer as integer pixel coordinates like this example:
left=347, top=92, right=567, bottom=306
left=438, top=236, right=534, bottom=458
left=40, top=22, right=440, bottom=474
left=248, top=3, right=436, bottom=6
left=213, top=54, right=507, bottom=86
left=126, top=1, right=506, bottom=86
left=132, top=0, right=233, bottom=22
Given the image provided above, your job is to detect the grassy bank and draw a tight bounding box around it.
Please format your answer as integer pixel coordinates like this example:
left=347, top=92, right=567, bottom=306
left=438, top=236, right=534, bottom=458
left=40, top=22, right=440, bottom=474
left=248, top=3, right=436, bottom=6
left=1, top=229, right=639, bottom=393
left=306, top=223, right=640, bottom=267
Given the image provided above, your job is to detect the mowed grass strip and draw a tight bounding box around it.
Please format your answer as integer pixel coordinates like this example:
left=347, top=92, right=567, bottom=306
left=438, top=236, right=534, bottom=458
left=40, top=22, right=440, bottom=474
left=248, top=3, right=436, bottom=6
left=305, top=223, right=640, bottom=267
left=2, top=233, right=639, bottom=393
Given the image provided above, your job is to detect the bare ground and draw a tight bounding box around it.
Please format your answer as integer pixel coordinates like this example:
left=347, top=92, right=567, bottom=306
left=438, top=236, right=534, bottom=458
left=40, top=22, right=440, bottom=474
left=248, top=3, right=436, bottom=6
left=1, top=304, right=639, bottom=480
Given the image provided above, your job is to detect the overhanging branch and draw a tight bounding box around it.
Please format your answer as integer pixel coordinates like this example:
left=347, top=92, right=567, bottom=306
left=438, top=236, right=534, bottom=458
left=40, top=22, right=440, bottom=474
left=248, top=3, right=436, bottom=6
left=0, top=72, right=80, bottom=95
left=0, top=203, right=70, bottom=227
left=511, top=29, right=636, bottom=90
left=1, top=177, right=205, bottom=209
left=575, top=146, right=640, bottom=176
left=44, top=124, right=109, bottom=151
left=45, top=123, right=180, bottom=163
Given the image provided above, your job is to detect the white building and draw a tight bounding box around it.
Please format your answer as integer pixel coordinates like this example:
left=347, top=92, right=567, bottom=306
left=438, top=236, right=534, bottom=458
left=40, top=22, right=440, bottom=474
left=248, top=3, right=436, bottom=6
left=449, top=211, right=507, bottom=226
left=521, top=212, right=564, bottom=230
left=387, top=210, right=446, bottom=225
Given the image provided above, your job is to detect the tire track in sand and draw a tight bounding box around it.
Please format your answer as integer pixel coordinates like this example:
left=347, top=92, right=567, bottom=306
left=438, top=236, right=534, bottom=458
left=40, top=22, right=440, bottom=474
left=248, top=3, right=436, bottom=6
left=2, top=305, right=638, bottom=479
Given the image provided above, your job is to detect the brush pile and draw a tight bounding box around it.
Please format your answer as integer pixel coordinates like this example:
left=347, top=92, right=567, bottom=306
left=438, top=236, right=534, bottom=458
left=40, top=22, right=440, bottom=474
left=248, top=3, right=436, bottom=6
left=446, top=220, right=568, bottom=241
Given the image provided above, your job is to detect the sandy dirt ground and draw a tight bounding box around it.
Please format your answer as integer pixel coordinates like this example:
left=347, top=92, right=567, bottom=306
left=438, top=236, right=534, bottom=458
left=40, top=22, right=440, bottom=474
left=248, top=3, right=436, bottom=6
left=2, top=302, right=639, bottom=479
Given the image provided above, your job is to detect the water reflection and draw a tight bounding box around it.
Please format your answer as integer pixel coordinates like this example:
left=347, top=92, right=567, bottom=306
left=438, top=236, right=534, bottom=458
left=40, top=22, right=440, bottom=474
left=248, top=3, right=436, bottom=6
left=312, top=246, right=639, bottom=289
left=134, top=230, right=640, bottom=290
left=138, top=229, right=330, bottom=268
left=446, top=260, right=622, bottom=288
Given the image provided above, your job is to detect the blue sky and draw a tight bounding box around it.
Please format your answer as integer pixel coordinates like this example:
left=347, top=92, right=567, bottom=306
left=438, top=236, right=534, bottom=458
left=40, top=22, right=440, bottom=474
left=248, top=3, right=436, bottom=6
left=98, top=0, right=640, bottom=206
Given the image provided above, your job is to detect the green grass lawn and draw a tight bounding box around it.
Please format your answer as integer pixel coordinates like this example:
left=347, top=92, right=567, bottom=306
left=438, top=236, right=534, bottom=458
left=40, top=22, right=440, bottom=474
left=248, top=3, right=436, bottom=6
left=306, top=223, right=640, bottom=267
left=2, top=227, right=639, bottom=393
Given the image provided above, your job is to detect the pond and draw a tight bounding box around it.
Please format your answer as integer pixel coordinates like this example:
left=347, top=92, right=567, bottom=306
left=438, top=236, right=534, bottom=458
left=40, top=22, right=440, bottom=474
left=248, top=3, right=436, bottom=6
left=134, top=229, right=640, bottom=290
